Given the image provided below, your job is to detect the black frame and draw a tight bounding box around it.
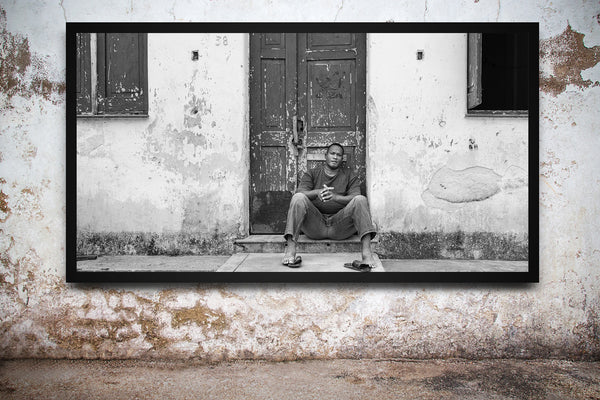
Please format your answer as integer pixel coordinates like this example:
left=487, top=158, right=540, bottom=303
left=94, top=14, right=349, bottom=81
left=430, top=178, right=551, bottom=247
left=66, top=22, right=539, bottom=283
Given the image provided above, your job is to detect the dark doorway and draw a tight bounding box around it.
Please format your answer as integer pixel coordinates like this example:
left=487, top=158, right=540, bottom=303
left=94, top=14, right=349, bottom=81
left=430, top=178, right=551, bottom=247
left=249, top=33, right=367, bottom=234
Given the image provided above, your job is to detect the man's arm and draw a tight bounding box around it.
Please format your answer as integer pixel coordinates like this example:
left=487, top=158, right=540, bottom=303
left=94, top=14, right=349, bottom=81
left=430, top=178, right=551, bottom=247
left=296, top=171, right=321, bottom=200
left=297, top=187, right=322, bottom=200
left=328, top=192, right=357, bottom=205
left=322, top=173, right=361, bottom=205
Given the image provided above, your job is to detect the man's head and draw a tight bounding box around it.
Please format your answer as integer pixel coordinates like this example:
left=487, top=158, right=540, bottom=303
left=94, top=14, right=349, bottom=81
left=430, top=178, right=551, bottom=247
left=325, top=143, right=344, bottom=170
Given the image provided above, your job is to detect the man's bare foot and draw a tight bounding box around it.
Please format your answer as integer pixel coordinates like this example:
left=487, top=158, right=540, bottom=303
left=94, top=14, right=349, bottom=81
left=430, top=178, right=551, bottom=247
left=282, top=237, right=298, bottom=265
left=360, top=234, right=377, bottom=268
left=361, top=251, right=377, bottom=267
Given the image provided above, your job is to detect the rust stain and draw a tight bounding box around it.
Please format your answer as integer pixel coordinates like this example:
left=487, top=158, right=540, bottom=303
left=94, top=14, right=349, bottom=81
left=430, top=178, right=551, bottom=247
left=0, top=6, right=65, bottom=108
left=171, top=302, right=228, bottom=332
left=540, top=25, right=600, bottom=95
left=37, top=291, right=176, bottom=353
left=139, top=317, right=170, bottom=350
left=0, top=9, right=31, bottom=97
left=16, top=188, right=43, bottom=221
left=48, top=317, right=141, bottom=352
left=540, top=150, right=577, bottom=188
left=40, top=299, right=141, bottom=353
left=217, top=288, right=245, bottom=301
left=0, top=189, right=10, bottom=222
left=30, top=77, right=66, bottom=101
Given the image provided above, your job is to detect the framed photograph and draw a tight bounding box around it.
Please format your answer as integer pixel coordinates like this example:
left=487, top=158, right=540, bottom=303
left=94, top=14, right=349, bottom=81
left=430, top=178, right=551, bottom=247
left=66, top=23, right=538, bottom=282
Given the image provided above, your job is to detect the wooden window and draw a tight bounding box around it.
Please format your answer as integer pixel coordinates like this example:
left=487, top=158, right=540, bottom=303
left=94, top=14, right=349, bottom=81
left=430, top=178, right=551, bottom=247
left=467, top=32, right=529, bottom=116
left=76, top=33, right=148, bottom=116
left=76, top=33, right=92, bottom=114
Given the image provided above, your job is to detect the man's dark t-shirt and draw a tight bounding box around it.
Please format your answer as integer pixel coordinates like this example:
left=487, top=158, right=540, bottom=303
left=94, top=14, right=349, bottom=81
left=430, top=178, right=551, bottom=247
left=297, top=166, right=361, bottom=215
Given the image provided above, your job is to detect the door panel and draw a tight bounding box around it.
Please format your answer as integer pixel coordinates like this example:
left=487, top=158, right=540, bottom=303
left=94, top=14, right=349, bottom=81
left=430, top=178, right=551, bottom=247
left=297, top=33, right=366, bottom=194
left=309, top=33, right=354, bottom=47
left=249, top=33, right=297, bottom=234
left=262, top=60, right=287, bottom=128
left=249, top=33, right=366, bottom=234
left=308, top=60, right=355, bottom=129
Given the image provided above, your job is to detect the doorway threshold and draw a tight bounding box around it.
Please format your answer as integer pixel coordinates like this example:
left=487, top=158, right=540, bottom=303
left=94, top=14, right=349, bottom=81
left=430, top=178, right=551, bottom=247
left=234, top=234, right=377, bottom=253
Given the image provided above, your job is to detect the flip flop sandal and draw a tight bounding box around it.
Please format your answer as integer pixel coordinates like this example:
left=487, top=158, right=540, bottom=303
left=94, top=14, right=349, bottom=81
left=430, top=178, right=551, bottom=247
left=343, top=260, right=373, bottom=272
left=283, top=255, right=302, bottom=268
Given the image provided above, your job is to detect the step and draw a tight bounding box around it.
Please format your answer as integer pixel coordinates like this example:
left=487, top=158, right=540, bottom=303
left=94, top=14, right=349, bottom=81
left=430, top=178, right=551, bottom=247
left=234, top=234, right=378, bottom=253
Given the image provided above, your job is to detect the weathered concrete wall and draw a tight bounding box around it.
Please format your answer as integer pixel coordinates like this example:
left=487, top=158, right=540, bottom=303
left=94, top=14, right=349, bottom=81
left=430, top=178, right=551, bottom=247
left=77, top=33, right=249, bottom=255
left=75, top=32, right=529, bottom=258
left=367, top=33, right=529, bottom=258
left=1, top=1, right=599, bottom=360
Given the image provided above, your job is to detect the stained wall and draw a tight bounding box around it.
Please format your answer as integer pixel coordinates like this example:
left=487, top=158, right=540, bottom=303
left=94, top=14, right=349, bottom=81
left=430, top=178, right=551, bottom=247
left=77, top=33, right=249, bottom=255
left=76, top=32, right=530, bottom=259
left=1, top=0, right=599, bottom=360
left=367, top=33, right=529, bottom=258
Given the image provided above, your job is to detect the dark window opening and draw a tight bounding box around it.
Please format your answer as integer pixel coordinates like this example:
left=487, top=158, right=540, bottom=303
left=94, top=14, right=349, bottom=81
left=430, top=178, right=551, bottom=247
left=467, top=32, right=529, bottom=114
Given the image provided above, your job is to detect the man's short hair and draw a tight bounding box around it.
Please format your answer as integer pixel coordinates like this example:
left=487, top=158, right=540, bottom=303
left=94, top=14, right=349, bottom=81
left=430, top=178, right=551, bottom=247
left=326, top=143, right=344, bottom=155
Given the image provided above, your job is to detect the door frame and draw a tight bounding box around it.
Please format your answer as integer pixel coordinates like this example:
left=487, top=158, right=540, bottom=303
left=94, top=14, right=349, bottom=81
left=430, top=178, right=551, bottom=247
left=248, top=32, right=367, bottom=234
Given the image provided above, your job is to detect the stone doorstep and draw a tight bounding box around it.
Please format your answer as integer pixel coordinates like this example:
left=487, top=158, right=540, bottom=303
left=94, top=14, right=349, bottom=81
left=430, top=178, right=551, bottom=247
left=234, top=234, right=378, bottom=253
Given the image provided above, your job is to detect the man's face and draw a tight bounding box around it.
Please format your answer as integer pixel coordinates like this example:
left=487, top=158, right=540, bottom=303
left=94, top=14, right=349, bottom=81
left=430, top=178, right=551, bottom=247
left=325, top=145, right=344, bottom=170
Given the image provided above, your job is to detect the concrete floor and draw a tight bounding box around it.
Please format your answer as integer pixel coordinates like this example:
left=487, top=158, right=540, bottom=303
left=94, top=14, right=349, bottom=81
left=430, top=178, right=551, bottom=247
left=77, top=255, right=528, bottom=273
left=0, top=359, right=598, bottom=399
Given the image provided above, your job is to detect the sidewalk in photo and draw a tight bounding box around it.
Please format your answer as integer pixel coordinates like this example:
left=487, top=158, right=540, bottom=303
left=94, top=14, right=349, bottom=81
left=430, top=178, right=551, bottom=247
left=77, top=254, right=527, bottom=273
left=0, top=358, right=597, bottom=399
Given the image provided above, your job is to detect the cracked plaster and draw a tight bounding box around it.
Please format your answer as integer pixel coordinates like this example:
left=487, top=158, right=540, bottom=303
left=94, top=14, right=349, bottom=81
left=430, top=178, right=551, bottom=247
left=0, top=0, right=599, bottom=360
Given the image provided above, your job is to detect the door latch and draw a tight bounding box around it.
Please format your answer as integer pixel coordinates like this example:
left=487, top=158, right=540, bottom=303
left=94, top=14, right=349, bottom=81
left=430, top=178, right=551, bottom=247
left=292, top=116, right=304, bottom=148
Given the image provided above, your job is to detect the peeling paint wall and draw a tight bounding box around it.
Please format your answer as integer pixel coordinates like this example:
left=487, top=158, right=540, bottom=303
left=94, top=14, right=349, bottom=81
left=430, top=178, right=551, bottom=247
left=76, top=33, right=249, bottom=254
left=1, top=1, right=600, bottom=360
left=77, top=32, right=529, bottom=258
left=367, top=34, right=528, bottom=237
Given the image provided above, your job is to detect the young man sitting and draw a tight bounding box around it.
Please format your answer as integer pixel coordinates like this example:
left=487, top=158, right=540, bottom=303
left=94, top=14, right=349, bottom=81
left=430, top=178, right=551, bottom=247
left=282, top=143, right=377, bottom=270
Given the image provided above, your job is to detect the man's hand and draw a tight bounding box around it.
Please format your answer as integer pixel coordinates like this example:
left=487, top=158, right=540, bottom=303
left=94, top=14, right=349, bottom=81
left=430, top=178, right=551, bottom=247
left=320, top=185, right=335, bottom=202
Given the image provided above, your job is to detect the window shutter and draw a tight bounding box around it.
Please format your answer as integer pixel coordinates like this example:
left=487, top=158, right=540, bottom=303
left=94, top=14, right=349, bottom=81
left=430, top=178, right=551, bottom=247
left=76, top=33, right=92, bottom=114
left=467, top=33, right=482, bottom=110
left=97, top=33, right=148, bottom=115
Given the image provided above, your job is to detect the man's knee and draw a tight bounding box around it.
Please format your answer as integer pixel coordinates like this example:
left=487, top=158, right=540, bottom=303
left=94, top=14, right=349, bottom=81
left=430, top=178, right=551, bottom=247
left=290, top=192, right=309, bottom=207
left=351, top=195, right=368, bottom=207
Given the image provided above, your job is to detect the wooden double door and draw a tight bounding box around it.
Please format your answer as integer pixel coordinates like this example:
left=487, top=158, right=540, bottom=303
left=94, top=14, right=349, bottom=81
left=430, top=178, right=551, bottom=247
left=249, top=33, right=366, bottom=234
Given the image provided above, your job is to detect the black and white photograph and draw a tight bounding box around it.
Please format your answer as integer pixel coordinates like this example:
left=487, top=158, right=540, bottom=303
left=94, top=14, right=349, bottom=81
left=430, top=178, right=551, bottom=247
left=68, top=24, right=538, bottom=282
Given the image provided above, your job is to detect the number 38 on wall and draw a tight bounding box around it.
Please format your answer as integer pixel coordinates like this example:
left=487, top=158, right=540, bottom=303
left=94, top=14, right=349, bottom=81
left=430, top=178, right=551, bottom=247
left=215, top=35, right=228, bottom=46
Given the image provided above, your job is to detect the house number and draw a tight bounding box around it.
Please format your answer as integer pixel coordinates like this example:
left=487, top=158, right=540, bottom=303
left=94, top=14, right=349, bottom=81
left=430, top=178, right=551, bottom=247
left=216, top=35, right=228, bottom=46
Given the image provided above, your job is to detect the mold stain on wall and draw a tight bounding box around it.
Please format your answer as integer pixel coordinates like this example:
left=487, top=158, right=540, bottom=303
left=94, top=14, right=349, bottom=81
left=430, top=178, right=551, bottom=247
left=376, top=231, right=528, bottom=260
left=76, top=231, right=237, bottom=256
